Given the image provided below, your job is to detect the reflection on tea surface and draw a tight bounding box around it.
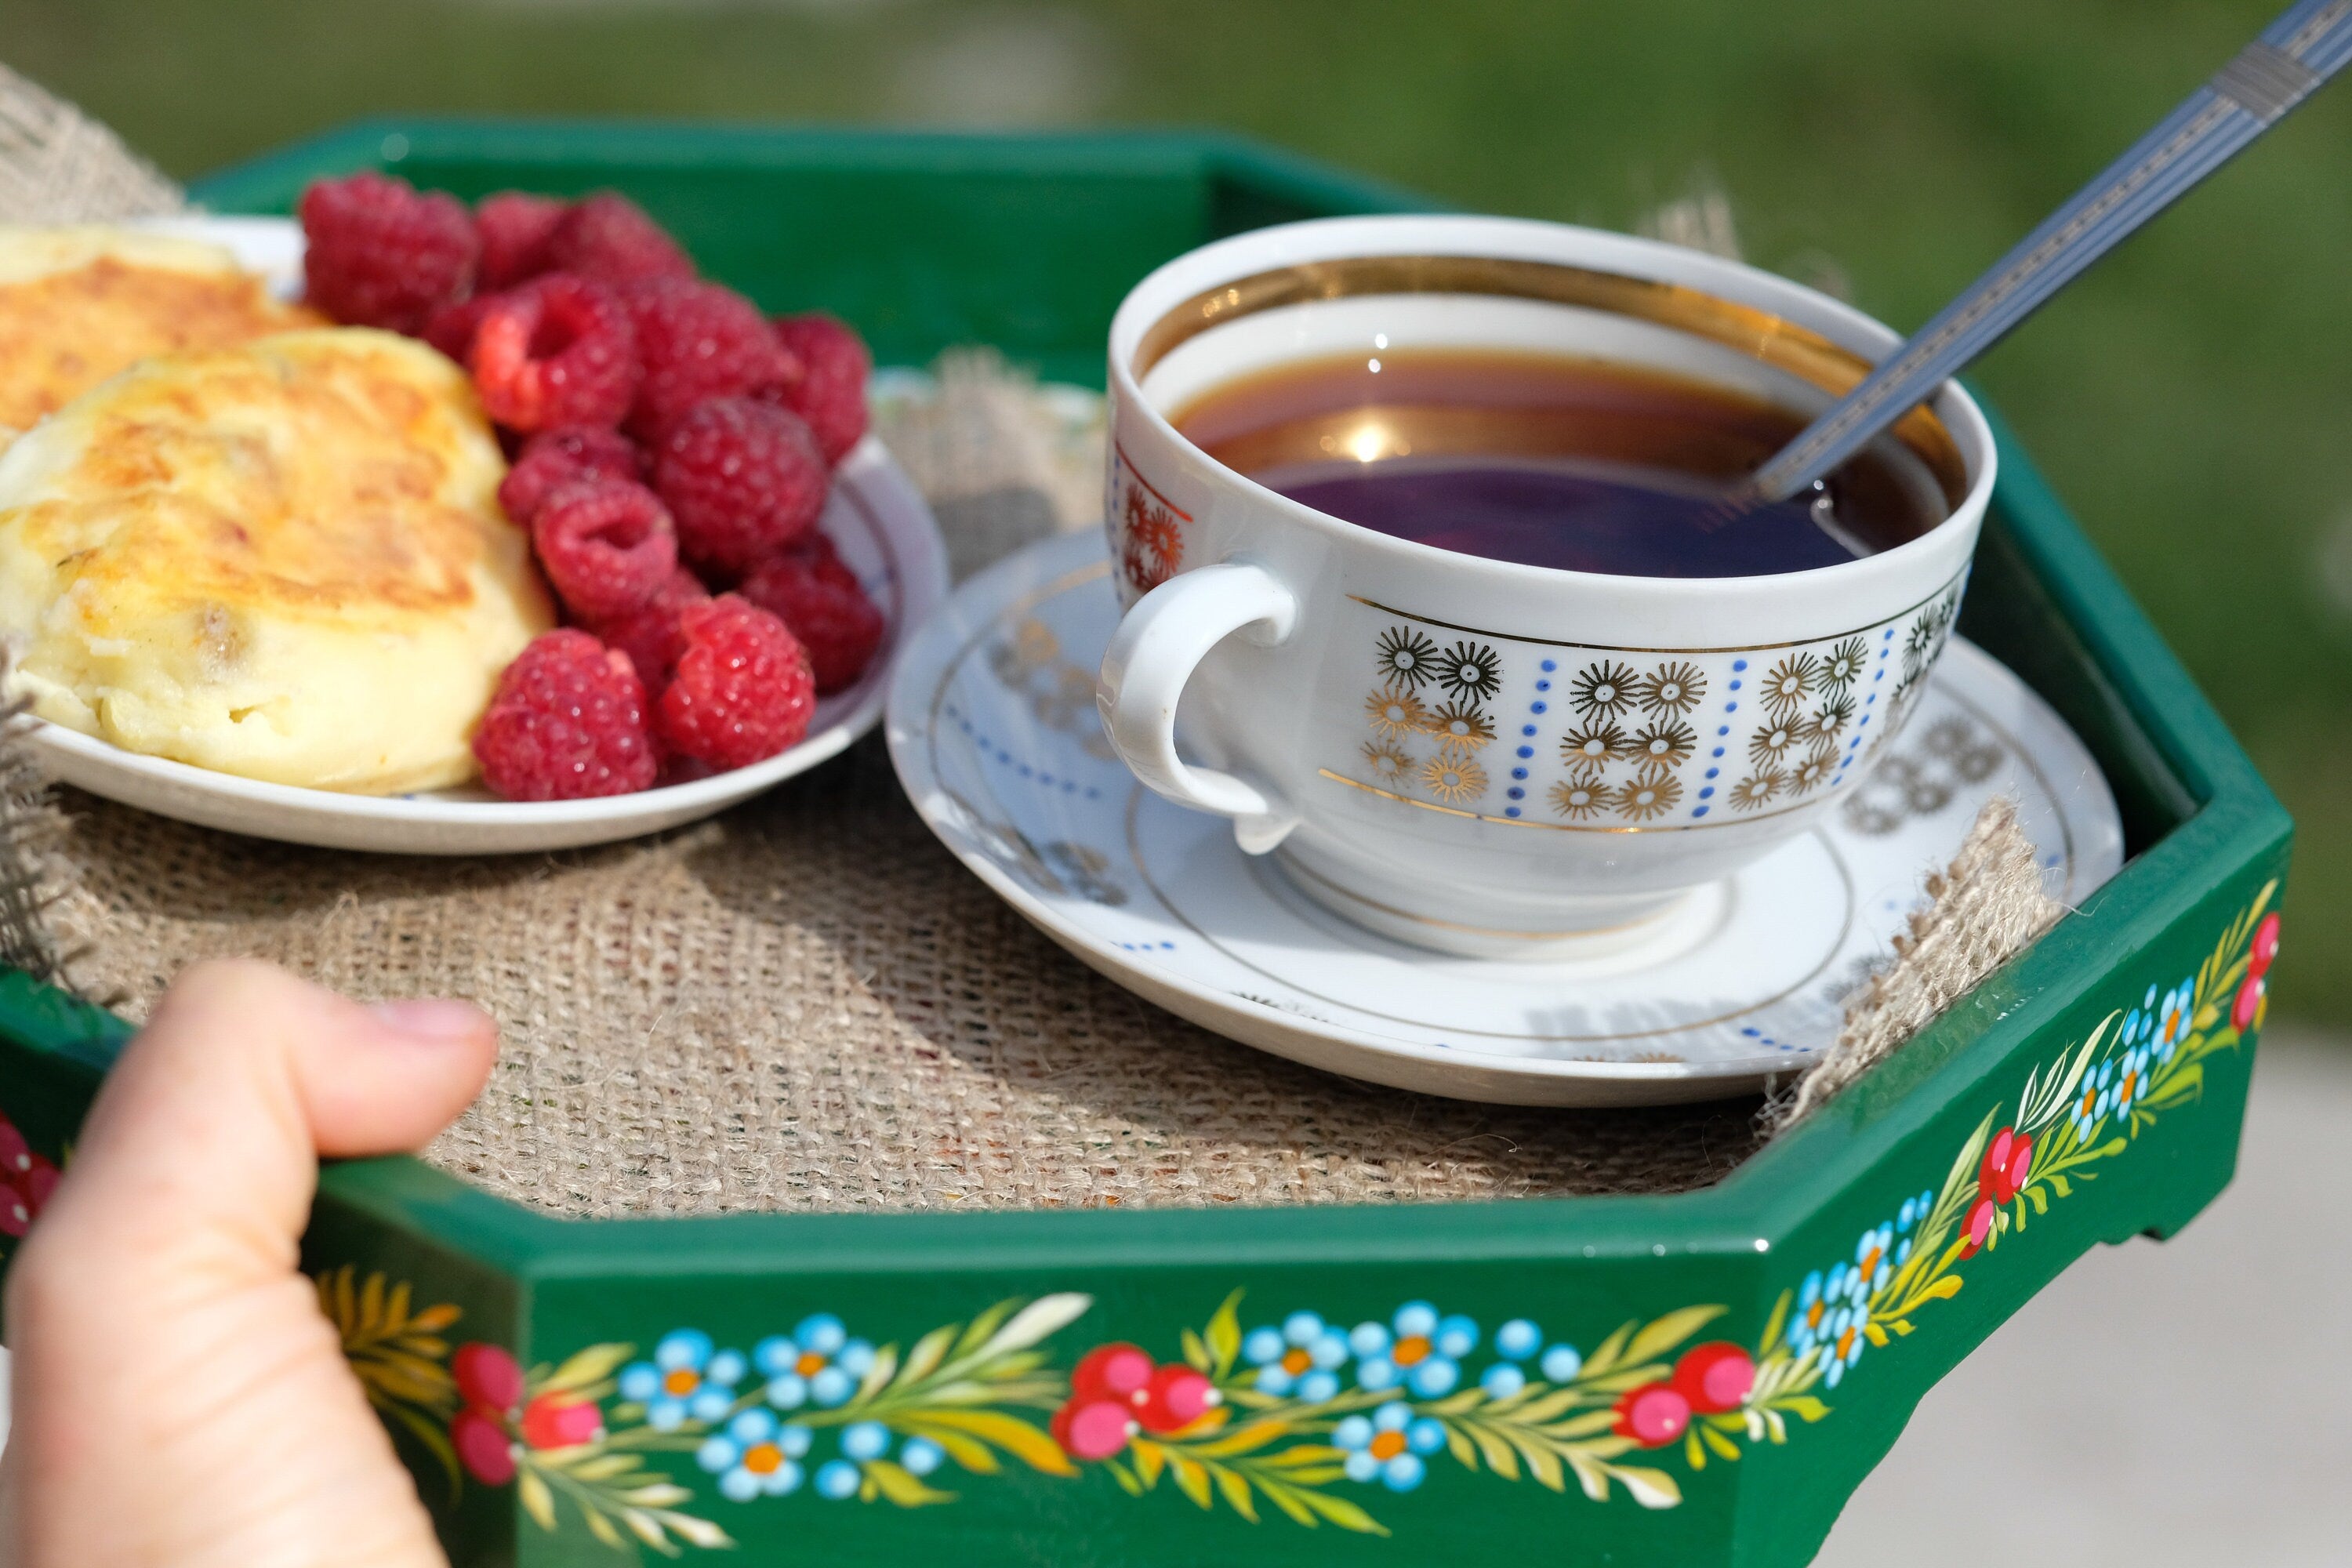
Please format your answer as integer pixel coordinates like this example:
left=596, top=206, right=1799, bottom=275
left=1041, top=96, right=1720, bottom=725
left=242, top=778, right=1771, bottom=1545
left=1172, top=347, right=1945, bottom=579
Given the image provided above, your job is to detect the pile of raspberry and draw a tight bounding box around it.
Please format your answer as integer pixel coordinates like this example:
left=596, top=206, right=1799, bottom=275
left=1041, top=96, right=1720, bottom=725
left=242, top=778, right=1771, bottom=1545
left=299, top=172, right=887, bottom=801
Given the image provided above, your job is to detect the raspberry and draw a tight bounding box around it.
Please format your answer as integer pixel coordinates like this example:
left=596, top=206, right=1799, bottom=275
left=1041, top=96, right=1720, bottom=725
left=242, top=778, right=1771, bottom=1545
left=299, top=172, right=477, bottom=335
left=739, top=547, right=884, bottom=693
left=532, top=480, right=678, bottom=620
left=583, top=565, right=709, bottom=694
left=659, top=596, right=815, bottom=770
left=474, top=630, right=660, bottom=800
left=499, top=426, right=644, bottom=524
left=652, top=397, right=828, bottom=575
left=423, top=295, right=494, bottom=365
left=543, top=191, right=695, bottom=287
left=469, top=274, right=641, bottom=433
left=624, top=278, right=801, bottom=438
left=476, top=191, right=568, bottom=290
left=770, top=313, right=871, bottom=464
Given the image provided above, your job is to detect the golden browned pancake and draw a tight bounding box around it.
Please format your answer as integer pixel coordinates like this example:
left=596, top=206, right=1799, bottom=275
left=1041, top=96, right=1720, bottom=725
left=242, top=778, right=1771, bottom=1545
left=0, top=328, right=554, bottom=793
left=0, top=227, right=322, bottom=442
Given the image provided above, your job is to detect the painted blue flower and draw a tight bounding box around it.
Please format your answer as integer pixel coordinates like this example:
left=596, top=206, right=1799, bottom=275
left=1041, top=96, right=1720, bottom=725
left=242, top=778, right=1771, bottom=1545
left=1821, top=1299, right=1869, bottom=1388
left=1788, top=1270, right=1833, bottom=1358
left=2154, top=978, right=2194, bottom=1064
left=1242, top=1309, right=1352, bottom=1400
left=1350, top=1301, right=1474, bottom=1397
left=841, top=1421, right=891, bottom=1461
left=815, top=1459, right=862, bottom=1500
left=2069, top=1058, right=2117, bottom=1143
left=755, top=1314, right=878, bottom=1411
left=1495, top=1319, right=1541, bottom=1360
left=619, top=1330, right=747, bottom=1431
left=1539, top=1342, right=1584, bottom=1383
left=1480, top=1361, right=1527, bottom=1398
left=1850, top=1223, right=1896, bottom=1302
left=1334, top=1402, right=1444, bottom=1490
left=898, top=1436, right=945, bottom=1476
left=695, top=1408, right=811, bottom=1501
left=2113, top=1044, right=2151, bottom=1119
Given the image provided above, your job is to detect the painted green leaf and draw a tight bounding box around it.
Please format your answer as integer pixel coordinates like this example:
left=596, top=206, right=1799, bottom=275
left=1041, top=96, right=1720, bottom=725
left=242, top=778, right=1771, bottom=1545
left=1204, top=1289, right=1244, bottom=1379
left=1625, top=1305, right=1726, bottom=1366
left=866, top=1459, right=956, bottom=1508
left=907, top=1408, right=1075, bottom=1476
left=540, top=1343, right=635, bottom=1397
left=1610, top=1463, right=1682, bottom=1509
left=516, top=1467, right=557, bottom=1532
left=1210, top=1462, right=1258, bottom=1521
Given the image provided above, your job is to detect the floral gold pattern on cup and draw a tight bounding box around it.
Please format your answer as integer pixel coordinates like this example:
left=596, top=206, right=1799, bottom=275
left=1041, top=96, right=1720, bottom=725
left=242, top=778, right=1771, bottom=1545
left=1334, top=578, right=1965, bottom=830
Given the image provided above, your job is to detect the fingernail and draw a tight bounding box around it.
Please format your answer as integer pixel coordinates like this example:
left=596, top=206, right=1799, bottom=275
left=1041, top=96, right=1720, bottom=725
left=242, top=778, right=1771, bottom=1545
left=368, top=998, right=490, bottom=1042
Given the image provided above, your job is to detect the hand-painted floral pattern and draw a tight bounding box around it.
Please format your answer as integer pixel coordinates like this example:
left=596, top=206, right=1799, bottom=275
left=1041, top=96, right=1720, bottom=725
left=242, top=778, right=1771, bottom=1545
left=322, top=886, right=2274, bottom=1554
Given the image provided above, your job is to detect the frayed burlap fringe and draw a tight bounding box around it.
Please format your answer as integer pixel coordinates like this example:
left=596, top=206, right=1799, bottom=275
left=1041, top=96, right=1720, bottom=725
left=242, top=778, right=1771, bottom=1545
left=869, top=349, right=1104, bottom=582
left=0, top=64, right=184, bottom=225
left=1766, top=798, right=2062, bottom=1131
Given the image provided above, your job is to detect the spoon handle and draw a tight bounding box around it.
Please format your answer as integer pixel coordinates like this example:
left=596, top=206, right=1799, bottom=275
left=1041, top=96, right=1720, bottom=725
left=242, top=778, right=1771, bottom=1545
left=1751, top=0, right=2352, bottom=503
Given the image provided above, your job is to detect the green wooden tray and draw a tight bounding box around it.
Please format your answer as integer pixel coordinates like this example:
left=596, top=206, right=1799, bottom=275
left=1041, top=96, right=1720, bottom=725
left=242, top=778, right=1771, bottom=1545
left=0, top=123, right=2291, bottom=1568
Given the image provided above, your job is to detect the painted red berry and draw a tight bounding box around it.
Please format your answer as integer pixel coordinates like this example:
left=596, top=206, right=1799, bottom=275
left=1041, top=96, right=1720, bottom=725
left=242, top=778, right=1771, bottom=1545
left=0, top=1118, right=29, bottom=1178
left=520, top=1393, right=605, bottom=1451
left=1070, top=1343, right=1156, bottom=1403
left=738, top=547, right=885, bottom=694
left=1136, top=1366, right=1218, bottom=1434
left=1960, top=1195, right=2000, bottom=1259
left=658, top=596, right=815, bottom=771
left=474, top=630, right=661, bottom=800
left=2250, top=913, right=2281, bottom=979
left=476, top=191, right=567, bottom=291
left=1612, top=1382, right=1691, bottom=1448
left=1670, top=1342, right=1755, bottom=1416
left=469, top=274, right=641, bottom=433
left=626, top=279, right=801, bottom=439
left=2233, top=975, right=2265, bottom=1033
left=769, top=312, right=871, bottom=464
left=584, top=565, right=710, bottom=696
left=0, top=1187, right=30, bottom=1240
left=543, top=191, right=695, bottom=287
left=452, top=1342, right=525, bottom=1413
left=531, top=480, right=677, bottom=621
left=17, top=1158, right=56, bottom=1211
left=1051, top=1398, right=1135, bottom=1462
left=499, top=426, right=645, bottom=525
left=652, top=396, right=828, bottom=575
left=450, top=1408, right=517, bottom=1486
left=299, top=171, right=478, bottom=334
left=1979, top=1126, right=2031, bottom=1205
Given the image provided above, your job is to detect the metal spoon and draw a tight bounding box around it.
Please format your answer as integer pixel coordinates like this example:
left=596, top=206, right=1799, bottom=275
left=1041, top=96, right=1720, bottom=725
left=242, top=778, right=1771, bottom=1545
left=1739, top=0, right=2352, bottom=515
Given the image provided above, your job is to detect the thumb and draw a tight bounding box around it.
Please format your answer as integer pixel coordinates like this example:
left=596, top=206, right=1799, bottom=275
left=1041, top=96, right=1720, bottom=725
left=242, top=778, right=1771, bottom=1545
left=3, top=959, right=497, bottom=1568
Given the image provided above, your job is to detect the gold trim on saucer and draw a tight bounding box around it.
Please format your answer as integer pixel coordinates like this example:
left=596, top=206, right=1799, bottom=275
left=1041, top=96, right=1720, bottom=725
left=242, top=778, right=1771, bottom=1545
left=1134, top=253, right=1967, bottom=503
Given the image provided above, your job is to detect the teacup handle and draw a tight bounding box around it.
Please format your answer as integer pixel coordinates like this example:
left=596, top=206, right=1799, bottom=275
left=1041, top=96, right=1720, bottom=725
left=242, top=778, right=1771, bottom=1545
left=1097, top=561, right=1301, bottom=854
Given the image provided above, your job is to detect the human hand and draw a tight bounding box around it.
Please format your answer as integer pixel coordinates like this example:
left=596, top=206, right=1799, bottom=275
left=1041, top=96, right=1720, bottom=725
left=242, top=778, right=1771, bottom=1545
left=1, top=960, right=498, bottom=1568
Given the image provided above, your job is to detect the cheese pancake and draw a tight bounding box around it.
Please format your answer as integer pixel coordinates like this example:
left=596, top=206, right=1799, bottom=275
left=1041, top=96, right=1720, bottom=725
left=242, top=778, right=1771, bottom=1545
left=0, top=328, right=554, bottom=793
left=0, top=226, right=321, bottom=441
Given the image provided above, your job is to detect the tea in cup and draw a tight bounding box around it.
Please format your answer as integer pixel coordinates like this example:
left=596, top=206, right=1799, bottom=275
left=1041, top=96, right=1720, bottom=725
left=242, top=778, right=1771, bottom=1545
left=1097, top=216, right=1994, bottom=958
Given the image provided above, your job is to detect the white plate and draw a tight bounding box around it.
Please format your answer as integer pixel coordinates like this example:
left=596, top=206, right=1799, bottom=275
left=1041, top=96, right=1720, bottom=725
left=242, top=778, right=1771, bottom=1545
left=16, top=217, right=951, bottom=854
left=886, top=529, right=2125, bottom=1106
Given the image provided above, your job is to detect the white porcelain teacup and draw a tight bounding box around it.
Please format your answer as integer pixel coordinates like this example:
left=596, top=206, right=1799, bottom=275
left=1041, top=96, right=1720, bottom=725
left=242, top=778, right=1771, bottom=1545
left=1096, top=216, right=1994, bottom=958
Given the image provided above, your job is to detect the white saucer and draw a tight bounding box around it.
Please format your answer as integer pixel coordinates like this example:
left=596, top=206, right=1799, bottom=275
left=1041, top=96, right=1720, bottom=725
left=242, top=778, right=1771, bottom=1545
left=886, top=530, right=2123, bottom=1106
left=16, top=217, right=951, bottom=855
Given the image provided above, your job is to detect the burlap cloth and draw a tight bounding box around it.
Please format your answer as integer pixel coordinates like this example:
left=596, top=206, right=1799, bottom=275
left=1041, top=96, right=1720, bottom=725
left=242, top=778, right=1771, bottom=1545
left=5, top=73, right=2058, bottom=1218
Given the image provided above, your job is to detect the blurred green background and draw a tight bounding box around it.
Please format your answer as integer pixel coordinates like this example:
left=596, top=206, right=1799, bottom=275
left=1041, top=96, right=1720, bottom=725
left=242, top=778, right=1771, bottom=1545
left=11, top=0, right=2350, bottom=1020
